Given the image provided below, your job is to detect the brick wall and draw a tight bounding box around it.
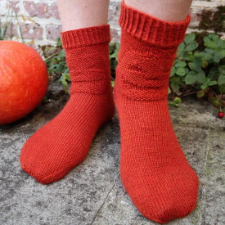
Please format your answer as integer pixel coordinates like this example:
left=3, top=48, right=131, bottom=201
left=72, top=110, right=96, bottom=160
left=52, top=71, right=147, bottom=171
left=1, top=0, right=225, bottom=47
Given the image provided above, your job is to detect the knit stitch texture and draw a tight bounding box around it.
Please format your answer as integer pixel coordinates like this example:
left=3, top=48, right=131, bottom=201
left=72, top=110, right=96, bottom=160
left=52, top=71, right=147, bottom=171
left=114, top=1, right=199, bottom=223
left=20, top=24, right=115, bottom=184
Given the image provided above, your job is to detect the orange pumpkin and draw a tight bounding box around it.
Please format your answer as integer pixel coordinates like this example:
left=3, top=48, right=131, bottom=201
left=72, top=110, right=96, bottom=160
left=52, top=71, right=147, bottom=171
left=0, top=41, right=48, bottom=125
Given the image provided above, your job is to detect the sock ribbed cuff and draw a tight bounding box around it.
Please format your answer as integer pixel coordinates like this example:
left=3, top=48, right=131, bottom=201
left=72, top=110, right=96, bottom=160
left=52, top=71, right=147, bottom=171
left=61, top=24, right=111, bottom=49
left=119, top=0, right=191, bottom=47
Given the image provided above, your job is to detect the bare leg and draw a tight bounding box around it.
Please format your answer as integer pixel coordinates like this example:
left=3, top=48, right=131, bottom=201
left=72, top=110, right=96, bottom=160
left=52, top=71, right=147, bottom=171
left=124, top=0, right=193, bottom=22
left=57, top=0, right=110, bottom=31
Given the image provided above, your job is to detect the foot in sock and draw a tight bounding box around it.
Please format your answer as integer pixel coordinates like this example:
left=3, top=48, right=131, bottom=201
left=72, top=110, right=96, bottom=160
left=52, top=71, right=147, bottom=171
left=20, top=25, right=115, bottom=184
left=114, top=2, right=199, bottom=223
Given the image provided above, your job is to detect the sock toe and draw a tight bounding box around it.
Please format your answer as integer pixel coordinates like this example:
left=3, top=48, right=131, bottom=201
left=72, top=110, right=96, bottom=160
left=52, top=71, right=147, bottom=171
left=121, top=161, right=199, bottom=224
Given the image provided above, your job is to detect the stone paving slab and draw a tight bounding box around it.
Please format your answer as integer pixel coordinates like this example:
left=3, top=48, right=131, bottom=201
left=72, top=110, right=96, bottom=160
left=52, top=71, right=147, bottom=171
left=0, top=93, right=225, bottom=225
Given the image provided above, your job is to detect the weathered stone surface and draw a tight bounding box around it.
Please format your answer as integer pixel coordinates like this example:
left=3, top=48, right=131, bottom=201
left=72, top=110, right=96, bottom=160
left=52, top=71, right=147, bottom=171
left=24, top=2, right=60, bottom=19
left=200, top=131, right=225, bottom=225
left=1, top=22, right=18, bottom=39
left=21, top=23, right=43, bottom=40
left=46, top=24, right=62, bottom=40
left=0, top=84, right=225, bottom=224
left=9, top=1, right=20, bottom=14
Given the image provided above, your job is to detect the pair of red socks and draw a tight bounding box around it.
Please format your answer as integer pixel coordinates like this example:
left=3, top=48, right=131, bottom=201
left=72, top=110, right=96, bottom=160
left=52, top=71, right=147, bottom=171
left=20, top=1, right=198, bottom=223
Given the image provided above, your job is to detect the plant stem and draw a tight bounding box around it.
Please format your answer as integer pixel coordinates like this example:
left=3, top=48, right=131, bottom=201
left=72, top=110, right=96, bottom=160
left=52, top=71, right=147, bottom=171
left=45, top=52, right=60, bottom=61
left=181, top=91, right=197, bottom=97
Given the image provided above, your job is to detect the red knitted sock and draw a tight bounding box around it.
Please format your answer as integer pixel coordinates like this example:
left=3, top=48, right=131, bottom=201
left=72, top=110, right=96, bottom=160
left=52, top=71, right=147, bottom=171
left=20, top=25, right=115, bottom=184
left=115, top=2, right=199, bottom=223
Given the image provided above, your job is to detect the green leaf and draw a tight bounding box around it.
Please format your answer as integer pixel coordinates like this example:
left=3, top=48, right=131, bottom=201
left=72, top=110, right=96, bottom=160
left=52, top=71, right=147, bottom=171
left=201, top=84, right=208, bottom=90
left=194, top=51, right=201, bottom=57
left=219, top=50, right=225, bottom=58
left=197, top=90, right=205, bottom=98
left=222, top=41, right=225, bottom=49
left=185, top=33, right=195, bottom=44
left=185, top=68, right=189, bottom=74
left=177, top=42, right=185, bottom=51
left=218, top=75, right=225, bottom=86
left=116, top=42, right=120, bottom=49
left=203, top=36, right=211, bottom=43
left=176, top=68, right=186, bottom=76
left=61, top=78, right=68, bottom=89
left=185, top=71, right=197, bottom=85
left=176, top=42, right=185, bottom=56
left=217, top=38, right=224, bottom=47
left=56, top=38, right=62, bottom=47
left=208, top=67, right=219, bottom=80
left=111, top=81, right=115, bottom=87
left=181, top=51, right=193, bottom=61
left=208, top=81, right=217, bottom=86
left=205, top=48, right=214, bottom=54
left=175, top=60, right=186, bottom=68
left=58, top=49, right=65, bottom=58
left=209, top=97, right=220, bottom=108
left=188, top=62, right=201, bottom=72
left=62, top=73, right=71, bottom=81
left=202, top=60, right=208, bottom=68
left=219, top=65, right=225, bottom=75
left=170, top=67, right=176, bottom=77
left=110, top=52, right=117, bottom=59
left=205, top=41, right=218, bottom=49
left=219, top=85, right=225, bottom=94
left=214, top=52, right=222, bottom=63
left=200, top=52, right=212, bottom=61
left=168, top=87, right=171, bottom=94
left=171, top=82, right=180, bottom=91
left=208, top=33, right=218, bottom=40
left=185, top=41, right=198, bottom=51
left=197, top=71, right=206, bottom=83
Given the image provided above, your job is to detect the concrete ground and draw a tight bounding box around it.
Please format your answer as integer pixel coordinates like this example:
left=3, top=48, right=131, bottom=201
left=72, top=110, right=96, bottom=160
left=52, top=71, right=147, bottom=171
left=1, top=83, right=225, bottom=225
